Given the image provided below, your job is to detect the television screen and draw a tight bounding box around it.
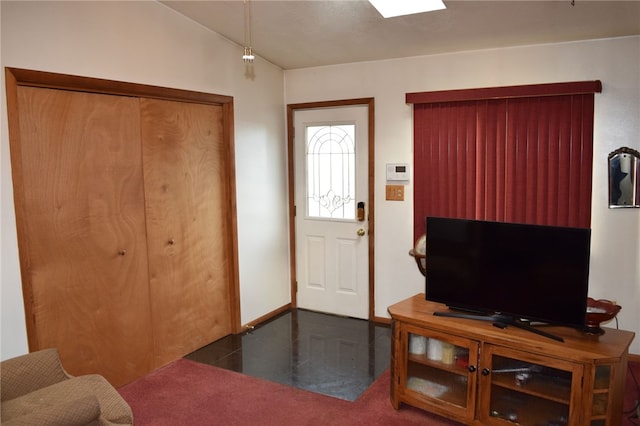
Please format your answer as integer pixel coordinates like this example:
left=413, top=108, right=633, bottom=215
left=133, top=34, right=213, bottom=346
left=425, top=217, right=590, bottom=330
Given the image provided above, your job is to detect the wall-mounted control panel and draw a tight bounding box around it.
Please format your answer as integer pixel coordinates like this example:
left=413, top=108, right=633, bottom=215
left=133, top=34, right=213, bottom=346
left=386, top=163, right=410, bottom=181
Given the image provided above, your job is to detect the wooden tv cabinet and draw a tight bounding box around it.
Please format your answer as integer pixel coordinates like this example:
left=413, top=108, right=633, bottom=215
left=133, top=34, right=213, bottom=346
left=388, top=294, right=635, bottom=426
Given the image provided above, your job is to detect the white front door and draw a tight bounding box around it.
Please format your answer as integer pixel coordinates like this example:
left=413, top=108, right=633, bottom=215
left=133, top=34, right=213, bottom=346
left=294, top=105, right=369, bottom=319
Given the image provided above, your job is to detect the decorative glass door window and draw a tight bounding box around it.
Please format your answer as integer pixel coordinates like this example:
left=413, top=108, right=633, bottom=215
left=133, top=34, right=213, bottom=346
left=305, top=124, right=356, bottom=219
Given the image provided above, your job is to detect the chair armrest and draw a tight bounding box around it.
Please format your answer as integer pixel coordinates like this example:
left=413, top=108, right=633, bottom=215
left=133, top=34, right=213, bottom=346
left=1, top=348, right=70, bottom=401
left=1, top=395, right=101, bottom=426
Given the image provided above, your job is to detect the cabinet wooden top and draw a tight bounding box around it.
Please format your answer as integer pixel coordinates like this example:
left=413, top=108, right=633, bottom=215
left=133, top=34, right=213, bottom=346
left=388, top=294, right=635, bottom=363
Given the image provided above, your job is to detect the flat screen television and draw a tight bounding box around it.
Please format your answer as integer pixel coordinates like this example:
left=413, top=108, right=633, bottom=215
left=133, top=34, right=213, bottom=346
left=425, top=217, right=591, bottom=342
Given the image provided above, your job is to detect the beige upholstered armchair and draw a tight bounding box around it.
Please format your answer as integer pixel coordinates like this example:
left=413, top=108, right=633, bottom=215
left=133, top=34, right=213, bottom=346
left=1, top=348, right=133, bottom=425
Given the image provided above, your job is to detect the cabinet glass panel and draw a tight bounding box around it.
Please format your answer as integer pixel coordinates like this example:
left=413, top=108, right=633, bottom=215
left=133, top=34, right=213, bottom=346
left=489, top=355, right=571, bottom=425
left=590, top=365, right=611, bottom=419
left=591, top=393, right=608, bottom=416
left=594, top=365, right=611, bottom=390
left=406, top=333, right=469, bottom=408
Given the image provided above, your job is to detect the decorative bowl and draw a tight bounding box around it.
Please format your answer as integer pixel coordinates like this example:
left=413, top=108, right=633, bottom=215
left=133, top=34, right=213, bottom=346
left=584, top=298, right=621, bottom=335
left=409, top=234, right=427, bottom=276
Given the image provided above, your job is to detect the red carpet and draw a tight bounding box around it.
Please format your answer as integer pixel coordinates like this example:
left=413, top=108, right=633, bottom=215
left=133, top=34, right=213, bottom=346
left=118, top=359, right=459, bottom=425
left=119, top=359, right=640, bottom=425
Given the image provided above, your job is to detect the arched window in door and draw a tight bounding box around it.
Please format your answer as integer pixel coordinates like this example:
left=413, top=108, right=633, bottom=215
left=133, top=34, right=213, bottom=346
left=305, top=123, right=356, bottom=219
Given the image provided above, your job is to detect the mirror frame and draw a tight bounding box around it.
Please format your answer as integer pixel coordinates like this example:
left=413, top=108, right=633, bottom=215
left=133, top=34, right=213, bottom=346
left=608, top=146, right=640, bottom=208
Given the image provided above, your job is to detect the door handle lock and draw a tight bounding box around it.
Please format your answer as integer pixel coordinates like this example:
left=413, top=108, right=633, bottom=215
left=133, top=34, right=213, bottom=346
left=357, top=228, right=366, bottom=237
left=357, top=201, right=365, bottom=221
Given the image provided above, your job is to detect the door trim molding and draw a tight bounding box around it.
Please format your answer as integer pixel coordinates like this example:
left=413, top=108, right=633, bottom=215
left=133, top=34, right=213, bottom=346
left=5, top=67, right=243, bottom=349
left=286, top=98, right=375, bottom=320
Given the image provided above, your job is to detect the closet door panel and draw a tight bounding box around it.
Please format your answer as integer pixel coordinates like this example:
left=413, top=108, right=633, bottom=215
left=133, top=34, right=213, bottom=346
left=15, top=86, right=154, bottom=387
left=141, top=99, right=232, bottom=367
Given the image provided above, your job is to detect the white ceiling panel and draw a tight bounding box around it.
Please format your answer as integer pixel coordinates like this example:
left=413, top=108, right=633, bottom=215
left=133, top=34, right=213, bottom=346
left=160, top=0, right=640, bottom=69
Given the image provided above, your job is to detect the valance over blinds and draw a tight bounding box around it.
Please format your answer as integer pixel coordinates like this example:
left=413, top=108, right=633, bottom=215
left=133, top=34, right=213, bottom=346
left=408, top=81, right=602, bottom=241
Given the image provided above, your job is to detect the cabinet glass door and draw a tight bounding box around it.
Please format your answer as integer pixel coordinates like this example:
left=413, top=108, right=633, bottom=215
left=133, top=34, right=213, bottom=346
left=480, top=346, right=583, bottom=426
left=405, top=327, right=478, bottom=419
left=589, top=365, right=612, bottom=425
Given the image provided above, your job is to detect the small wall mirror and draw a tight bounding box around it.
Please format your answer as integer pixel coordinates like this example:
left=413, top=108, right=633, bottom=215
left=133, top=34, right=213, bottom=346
left=608, top=147, right=640, bottom=208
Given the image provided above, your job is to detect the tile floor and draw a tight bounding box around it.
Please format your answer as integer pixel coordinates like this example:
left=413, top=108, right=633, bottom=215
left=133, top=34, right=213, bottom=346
left=185, top=309, right=391, bottom=401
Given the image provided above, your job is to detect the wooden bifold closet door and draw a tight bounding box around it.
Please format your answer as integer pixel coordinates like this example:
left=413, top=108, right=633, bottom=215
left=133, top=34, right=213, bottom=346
left=140, top=98, right=232, bottom=369
left=15, top=87, right=155, bottom=386
left=7, top=69, right=239, bottom=387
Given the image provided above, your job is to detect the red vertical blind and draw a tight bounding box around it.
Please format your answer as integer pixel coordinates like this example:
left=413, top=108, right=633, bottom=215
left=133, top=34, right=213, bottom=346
left=409, top=82, right=601, bottom=241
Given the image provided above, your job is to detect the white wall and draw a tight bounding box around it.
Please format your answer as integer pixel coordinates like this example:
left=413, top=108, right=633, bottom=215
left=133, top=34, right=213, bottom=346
left=285, top=36, right=640, bottom=354
left=0, top=1, right=290, bottom=360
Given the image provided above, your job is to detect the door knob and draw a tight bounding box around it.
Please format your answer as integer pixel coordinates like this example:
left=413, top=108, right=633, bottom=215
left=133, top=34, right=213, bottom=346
left=357, top=228, right=366, bottom=236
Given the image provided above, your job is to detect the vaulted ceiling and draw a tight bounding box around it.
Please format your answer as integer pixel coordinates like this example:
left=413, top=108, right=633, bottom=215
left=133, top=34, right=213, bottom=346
left=161, top=1, right=640, bottom=70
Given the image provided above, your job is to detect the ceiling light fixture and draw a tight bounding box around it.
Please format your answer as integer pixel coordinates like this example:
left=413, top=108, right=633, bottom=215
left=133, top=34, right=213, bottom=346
left=368, top=0, right=446, bottom=18
left=242, top=0, right=255, bottom=63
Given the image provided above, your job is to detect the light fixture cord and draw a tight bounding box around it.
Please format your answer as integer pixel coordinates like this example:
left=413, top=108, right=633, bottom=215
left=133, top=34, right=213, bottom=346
left=244, top=0, right=252, bottom=49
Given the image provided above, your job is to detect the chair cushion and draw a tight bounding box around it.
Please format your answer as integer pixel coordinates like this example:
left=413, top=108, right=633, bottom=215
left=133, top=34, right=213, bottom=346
left=1, top=374, right=133, bottom=425
left=2, top=395, right=101, bottom=426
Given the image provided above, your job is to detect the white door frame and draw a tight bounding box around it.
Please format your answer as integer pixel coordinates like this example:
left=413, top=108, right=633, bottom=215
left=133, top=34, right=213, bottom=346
left=286, top=98, right=375, bottom=320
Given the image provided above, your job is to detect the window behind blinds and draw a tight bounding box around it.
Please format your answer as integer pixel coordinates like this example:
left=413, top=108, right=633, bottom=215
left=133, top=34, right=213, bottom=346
left=408, top=81, right=601, bottom=241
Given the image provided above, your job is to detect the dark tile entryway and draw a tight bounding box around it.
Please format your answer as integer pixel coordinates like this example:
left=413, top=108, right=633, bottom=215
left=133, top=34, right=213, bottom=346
left=184, top=309, right=391, bottom=401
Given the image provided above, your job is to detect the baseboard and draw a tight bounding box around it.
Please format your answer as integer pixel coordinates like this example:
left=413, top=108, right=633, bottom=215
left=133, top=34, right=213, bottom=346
left=241, top=303, right=292, bottom=332
left=629, top=353, right=640, bottom=364
left=373, top=316, right=391, bottom=325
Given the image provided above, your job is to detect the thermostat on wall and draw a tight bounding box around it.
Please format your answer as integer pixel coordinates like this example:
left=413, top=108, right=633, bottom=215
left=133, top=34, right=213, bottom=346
left=386, top=163, right=410, bottom=181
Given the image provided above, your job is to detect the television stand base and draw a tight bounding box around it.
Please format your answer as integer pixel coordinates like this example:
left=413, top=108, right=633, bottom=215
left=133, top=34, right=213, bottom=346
left=433, top=311, right=565, bottom=342
left=389, top=295, right=634, bottom=425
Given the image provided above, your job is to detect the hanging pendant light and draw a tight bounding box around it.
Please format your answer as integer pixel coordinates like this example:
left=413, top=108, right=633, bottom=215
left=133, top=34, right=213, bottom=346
left=242, top=0, right=255, bottom=63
